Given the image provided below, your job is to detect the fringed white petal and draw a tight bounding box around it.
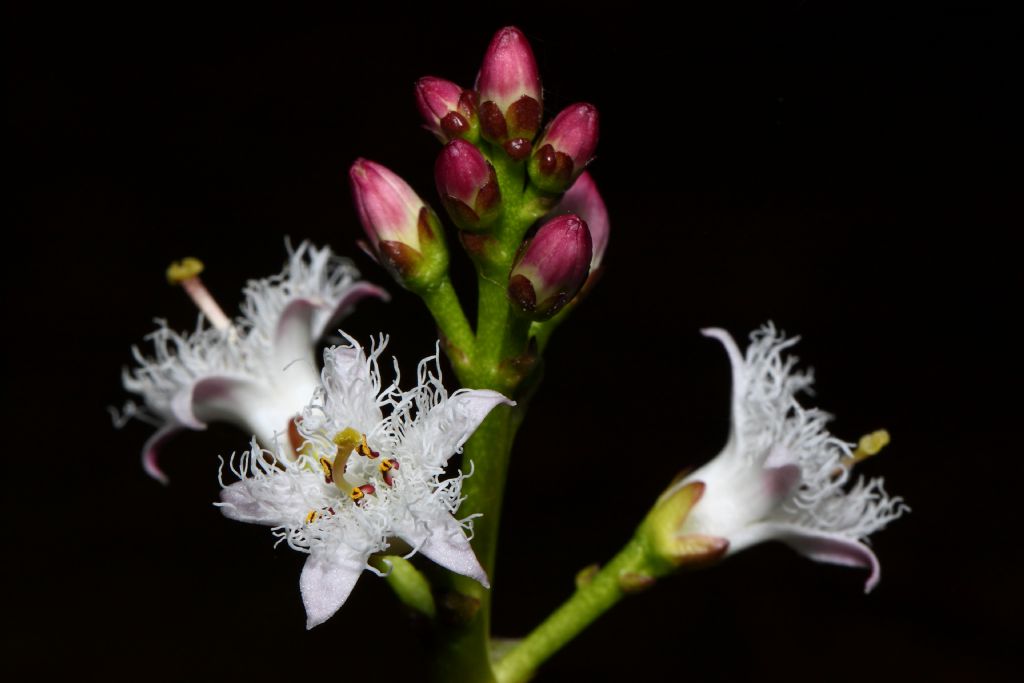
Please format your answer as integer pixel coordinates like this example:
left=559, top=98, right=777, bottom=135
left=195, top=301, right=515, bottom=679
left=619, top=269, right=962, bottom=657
left=313, top=281, right=390, bottom=340
left=300, top=548, right=368, bottom=629
left=393, top=349, right=514, bottom=468
left=269, top=299, right=322, bottom=400
left=397, top=514, right=490, bottom=588
left=124, top=322, right=250, bottom=420
left=240, top=241, right=385, bottom=349
left=731, top=522, right=882, bottom=593
left=141, top=422, right=182, bottom=485
left=215, top=443, right=329, bottom=527
left=416, top=389, right=514, bottom=468
left=308, top=335, right=393, bottom=439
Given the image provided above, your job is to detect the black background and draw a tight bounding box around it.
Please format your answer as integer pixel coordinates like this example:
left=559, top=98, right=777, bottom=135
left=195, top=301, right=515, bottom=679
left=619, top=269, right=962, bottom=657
left=7, top=4, right=1021, bottom=681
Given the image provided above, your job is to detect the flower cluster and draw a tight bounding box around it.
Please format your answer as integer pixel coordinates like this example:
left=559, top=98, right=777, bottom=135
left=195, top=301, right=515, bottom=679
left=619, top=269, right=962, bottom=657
left=218, top=336, right=512, bottom=628
left=662, top=325, right=907, bottom=589
left=114, top=26, right=906, bottom=674
left=120, top=241, right=387, bottom=483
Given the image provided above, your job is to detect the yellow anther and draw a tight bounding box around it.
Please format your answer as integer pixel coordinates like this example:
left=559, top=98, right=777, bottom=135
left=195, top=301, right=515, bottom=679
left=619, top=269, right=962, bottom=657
left=319, top=457, right=334, bottom=484
left=356, top=433, right=378, bottom=459
left=305, top=510, right=321, bottom=524
left=845, top=429, right=891, bottom=467
left=350, top=487, right=365, bottom=502
left=166, top=257, right=205, bottom=285
left=379, top=459, right=394, bottom=473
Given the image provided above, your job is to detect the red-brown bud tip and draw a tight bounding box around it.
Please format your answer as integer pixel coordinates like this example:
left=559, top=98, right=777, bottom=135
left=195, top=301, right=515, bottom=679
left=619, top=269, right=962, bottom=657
left=415, top=77, right=463, bottom=139
left=528, top=103, right=599, bottom=194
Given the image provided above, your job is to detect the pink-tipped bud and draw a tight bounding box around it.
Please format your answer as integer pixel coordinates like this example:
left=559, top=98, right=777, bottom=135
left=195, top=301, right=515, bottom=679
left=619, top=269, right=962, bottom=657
left=508, top=214, right=592, bottom=320
left=435, top=139, right=502, bottom=231
left=528, top=103, right=599, bottom=194
left=349, top=158, right=447, bottom=288
left=415, top=77, right=480, bottom=143
left=550, top=172, right=609, bottom=269
left=476, top=27, right=543, bottom=158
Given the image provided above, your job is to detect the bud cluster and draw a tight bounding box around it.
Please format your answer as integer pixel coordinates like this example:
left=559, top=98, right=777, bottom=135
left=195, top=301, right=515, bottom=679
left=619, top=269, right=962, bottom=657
left=349, top=26, right=609, bottom=321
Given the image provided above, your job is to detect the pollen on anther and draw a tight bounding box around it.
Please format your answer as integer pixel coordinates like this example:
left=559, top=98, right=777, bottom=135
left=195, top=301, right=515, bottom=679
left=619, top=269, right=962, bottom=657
left=378, top=458, right=399, bottom=487
left=319, top=457, right=334, bottom=484
left=350, top=484, right=375, bottom=503
left=305, top=510, right=322, bottom=524
left=357, top=433, right=379, bottom=459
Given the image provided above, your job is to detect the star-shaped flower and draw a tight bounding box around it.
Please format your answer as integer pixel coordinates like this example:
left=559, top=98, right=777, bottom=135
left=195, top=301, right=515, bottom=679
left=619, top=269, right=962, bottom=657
left=217, top=336, right=513, bottom=628
left=663, top=324, right=907, bottom=590
left=120, top=241, right=387, bottom=483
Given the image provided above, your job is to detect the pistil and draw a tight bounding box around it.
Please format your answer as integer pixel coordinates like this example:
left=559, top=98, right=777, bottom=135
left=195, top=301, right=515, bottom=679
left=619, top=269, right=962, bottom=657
left=166, top=257, right=233, bottom=331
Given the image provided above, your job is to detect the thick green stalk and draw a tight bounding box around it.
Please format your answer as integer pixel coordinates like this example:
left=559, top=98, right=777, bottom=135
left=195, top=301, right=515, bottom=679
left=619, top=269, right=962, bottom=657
left=475, top=276, right=513, bottom=370
left=420, top=277, right=475, bottom=361
left=430, top=404, right=517, bottom=683
left=426, top=146, right=550, bottom=683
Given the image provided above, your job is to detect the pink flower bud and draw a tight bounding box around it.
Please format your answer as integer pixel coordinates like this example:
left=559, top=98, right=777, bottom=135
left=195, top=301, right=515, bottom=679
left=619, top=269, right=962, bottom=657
left=477, top=27, right=541, bottom=112
left=508, top=214, right=592, bottom=320
left=476, top=27, right=543, bottom=158
left=550, top=172, right=609, bottom=269
left=528, top=103, right=599, bottom=194
left=435, top=139, right=501, bottom=231
left=415, top=77, right=479, bottom=143
left=350, top=159, right=447, bottom=285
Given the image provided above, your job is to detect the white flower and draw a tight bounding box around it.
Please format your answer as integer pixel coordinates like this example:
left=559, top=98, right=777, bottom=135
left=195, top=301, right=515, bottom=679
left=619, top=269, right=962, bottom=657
left=120, top=241, right=388, bottom=483
left=217, top=336, right=513, bottom=628
left=669, top=324, right=907, bottom=591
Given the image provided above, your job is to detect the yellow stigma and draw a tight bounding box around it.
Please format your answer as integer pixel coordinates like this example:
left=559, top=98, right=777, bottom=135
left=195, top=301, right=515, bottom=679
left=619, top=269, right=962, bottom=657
left=332, top=427, right=362, bottom=454
left=845, top=429, right=891, bottom=467
left=166, top=257, right=205, bottom=285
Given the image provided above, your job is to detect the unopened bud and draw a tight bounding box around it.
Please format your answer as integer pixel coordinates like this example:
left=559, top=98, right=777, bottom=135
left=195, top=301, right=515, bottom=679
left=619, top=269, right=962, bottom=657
left=476, top=27, right=542, bottom=156
left=415, top=77, right=479, bottom=143
left=550, top=172, right=609, bottom=270
left=507, top=214, right=592, bottom=320
left=528, top=103, right=599, bottom=194
left=349, top=158, right=447, bottom=289
left=435, top=139, right=502, bottom=231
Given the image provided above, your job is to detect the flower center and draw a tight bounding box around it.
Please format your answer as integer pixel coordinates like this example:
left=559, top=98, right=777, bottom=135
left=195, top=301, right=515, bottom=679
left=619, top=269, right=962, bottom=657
left=315, top=427, right=400, bottom=503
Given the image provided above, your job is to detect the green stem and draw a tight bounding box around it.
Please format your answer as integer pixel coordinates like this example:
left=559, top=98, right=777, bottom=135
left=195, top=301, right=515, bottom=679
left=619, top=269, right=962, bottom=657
left=420, top=277, right=476, bottom=359
left=427, top=145, right=549, bottom=683
left=431, top=404, right=518, bottom=683
left=492, top=536, right=653, bottom=683
left=475, top=275, right=513, bottom=370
